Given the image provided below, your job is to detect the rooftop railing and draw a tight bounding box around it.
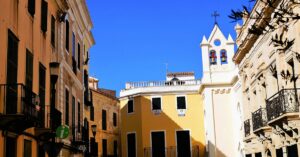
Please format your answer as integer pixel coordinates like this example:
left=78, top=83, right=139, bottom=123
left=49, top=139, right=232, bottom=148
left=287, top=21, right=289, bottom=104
left=125, top=80, right=201, bottom=89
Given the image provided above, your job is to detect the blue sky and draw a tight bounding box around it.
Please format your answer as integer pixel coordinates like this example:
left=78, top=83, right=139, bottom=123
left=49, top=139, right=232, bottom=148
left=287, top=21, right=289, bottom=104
left=86, top=0, right=247, bottom=95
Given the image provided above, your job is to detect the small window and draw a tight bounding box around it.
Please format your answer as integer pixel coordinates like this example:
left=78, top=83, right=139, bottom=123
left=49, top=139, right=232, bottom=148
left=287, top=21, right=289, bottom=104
left=214, top=39, right=221, bottom=46
left=177, top=96, right=186, bottom=109
left=128, top=99, right=134, bottom=113
left=51, top=16, right=55, bottom=47
left=77, top=43, right=80, bottom=69
left=28, top=0, right=35, bottom=16
left=152, top=97, right=161, bottom=110
left=65, top=89, right=69, bottom=125
left=113, top=112, right=117, bottom=127
left=209, top=50, right=217, bottom=65
left=102, top=110, right=107, bottom=130
left=40, top=0, right=48, bottom=33
left=220, top=49, right=228, bottom=64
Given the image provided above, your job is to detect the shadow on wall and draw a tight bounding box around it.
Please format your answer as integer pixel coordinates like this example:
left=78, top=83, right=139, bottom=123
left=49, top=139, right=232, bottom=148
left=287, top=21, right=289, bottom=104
left=205, top=141, right=227, bottom=157
left=120, top=96, right=226, bottom=157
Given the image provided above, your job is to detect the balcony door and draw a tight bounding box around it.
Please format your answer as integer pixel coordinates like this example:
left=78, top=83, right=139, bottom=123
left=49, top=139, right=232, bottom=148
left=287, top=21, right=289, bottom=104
left=151, top=131, right=165, bottom=157
left=287, top=144, right=298, bottom=157
left=176, top=130, right=191, bottom=157
left=6, top=30, right=19, bottom=114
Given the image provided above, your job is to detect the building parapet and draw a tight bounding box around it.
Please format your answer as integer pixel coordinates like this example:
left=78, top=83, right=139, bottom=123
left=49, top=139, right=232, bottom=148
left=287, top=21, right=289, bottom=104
left=124, top=80, right=201, bottom=90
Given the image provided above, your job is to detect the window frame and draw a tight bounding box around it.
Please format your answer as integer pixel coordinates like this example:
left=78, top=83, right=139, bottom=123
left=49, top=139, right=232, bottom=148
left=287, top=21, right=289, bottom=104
left=151, top=96, right=162, bottom=111
left=176, top=95, right=187, bottom=110
left=127, top=99, right=134, bottom=114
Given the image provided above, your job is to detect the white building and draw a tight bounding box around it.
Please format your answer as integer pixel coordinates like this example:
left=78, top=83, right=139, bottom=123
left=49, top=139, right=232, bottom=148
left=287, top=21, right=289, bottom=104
left=199, top=24, right=244, bottom=157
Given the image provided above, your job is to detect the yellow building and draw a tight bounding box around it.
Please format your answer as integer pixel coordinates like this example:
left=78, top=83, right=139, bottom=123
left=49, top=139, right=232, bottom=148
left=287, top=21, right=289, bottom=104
left=120, top=72, right=205, bottom=157
left=84, top=77, right=120, bottom=157
left=0, top=0, right=94, bottom=156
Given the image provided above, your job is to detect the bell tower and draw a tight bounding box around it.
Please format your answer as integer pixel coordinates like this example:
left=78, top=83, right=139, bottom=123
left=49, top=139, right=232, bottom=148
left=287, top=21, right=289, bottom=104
left=200, top=24, right=235, bottom=84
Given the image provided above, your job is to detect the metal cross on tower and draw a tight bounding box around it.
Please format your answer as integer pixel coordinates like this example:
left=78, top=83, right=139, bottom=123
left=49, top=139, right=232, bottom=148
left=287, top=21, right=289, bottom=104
left=212, top=11, right=220, bottom=24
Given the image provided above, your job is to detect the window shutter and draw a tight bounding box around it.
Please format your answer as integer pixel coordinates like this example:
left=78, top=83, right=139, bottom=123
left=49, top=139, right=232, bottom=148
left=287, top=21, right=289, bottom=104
left=41, top=0, right=48, bottom=33
left=28, top=0, right=35, bottom=16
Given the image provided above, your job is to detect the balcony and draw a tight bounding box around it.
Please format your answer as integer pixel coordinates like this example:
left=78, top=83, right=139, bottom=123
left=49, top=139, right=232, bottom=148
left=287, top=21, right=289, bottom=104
left=244, top=119, right=250, bottom=137
left=144, top=145, right=200, bottom=157
left=71, top=125, right=88, bottom=153
left=266, top=88, right=299, bottom=122
left=252, top=108, right=268, bottom=132
left=0, top=83, right=41, bottom=133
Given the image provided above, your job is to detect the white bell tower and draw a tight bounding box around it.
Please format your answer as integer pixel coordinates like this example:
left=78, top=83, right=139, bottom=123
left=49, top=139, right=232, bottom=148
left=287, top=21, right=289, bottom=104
left=200, top=24, right=235, bottom=84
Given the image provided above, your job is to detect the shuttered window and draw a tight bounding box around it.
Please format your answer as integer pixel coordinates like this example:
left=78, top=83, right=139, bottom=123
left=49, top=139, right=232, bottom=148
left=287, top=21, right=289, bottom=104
left=51, top=16, right=55, bottom=47
left=78, top=102, right=81, bottom=133
left=26, top=50, right=33, bottom=90
left=72, top=32, right=75, bottom=57
left=65, top=20, right=69, bottom=51
left=113, top=112, right=117, bottom=127
left=40, top=0, right=48, bottom=33
left=39, top=64, right=46, bottom=127
left=65, top=89, right=69, bottom=125
left=28, top=0, right=35, bottom=16
left=77, top=43, right=80, bottom=69
left=90, top=106, right=94, bottom=121
left=102, top=110, right=107, bottom=130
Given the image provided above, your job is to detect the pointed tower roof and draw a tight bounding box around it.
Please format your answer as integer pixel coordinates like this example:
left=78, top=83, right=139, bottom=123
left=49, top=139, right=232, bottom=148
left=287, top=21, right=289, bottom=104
left=201, top=36, right=209, bottom=46
left=207, top=24, right=227, bottom=43
left=227, top=34, right=235, bottom=44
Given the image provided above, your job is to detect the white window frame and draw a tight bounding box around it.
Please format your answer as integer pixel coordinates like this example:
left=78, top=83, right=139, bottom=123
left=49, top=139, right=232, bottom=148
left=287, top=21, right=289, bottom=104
left=150, top=130, right=167, bottom=157
left=175, top=129, right=192, bottom=157
left=151, top=96, right=162, bottom=115
left=127, top=98, right=134, bottom=114
left=127, top=132, right=137, bottom=157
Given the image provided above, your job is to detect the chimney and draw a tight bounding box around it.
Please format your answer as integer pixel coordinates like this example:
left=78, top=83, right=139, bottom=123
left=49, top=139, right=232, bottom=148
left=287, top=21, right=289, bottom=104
left=89, top=77, right=99, bottom=90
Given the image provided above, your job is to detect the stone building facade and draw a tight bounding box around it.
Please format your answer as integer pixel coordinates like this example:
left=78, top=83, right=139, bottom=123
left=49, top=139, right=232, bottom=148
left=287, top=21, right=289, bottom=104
left=234, top=0, right=300, bottom=157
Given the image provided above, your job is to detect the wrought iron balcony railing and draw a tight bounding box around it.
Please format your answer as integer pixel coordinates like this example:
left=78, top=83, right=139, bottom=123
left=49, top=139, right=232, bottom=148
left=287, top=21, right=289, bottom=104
left=244, top=119, right=250, bottom=137
left=144, top=145, right=200, bottom=157
left=252, top=108, right=268, bottom=131
left=0, top=83, right=40, bottom=119
left=266, top=88, right=300, bottom=122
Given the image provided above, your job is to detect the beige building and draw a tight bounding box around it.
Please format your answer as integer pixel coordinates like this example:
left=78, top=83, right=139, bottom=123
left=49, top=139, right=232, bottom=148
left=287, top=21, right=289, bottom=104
left=86, top=77, right=120, bottom=157
left=234, top=1, right=300, bottom=157
left=0, top=0, right=94, bottom=157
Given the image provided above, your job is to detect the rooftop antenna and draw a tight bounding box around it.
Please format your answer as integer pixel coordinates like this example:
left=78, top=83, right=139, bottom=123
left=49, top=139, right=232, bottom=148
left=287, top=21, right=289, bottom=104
left=211, top=11, right=220, bottom=25
left=165, top=63, right=169, bottom=75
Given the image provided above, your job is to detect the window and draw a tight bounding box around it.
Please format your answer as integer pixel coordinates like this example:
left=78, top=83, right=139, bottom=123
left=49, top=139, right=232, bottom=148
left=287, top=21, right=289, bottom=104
left=24, top=140, right=32, bottom=157
left=78, top=102, right=80, bottom=133
left=128, top=99, right=134, bottom=113
left=214, top=39, right=221, bottom=46
left=209, top=50, right=217, bottom=65
left=113, top=112, right=117, bottom=127
left=114, top=140, right=118, bottom=157
left=90, top=106, right=94, bottom=121
left=177, top=96, right=186, bottom=109
left=72, top=32, right=76, bottom=57
left=39, top=64, right=46, bottom=127
left=102, top=110, right=107, bottom=130
left=26, top=50, right=33, bottom=90
left=220, top=49, right=227, bottom=64
left=5, top=137, right=17, bottom=157
left=51, top=16, right=55, bottom=47
left=65, top=89, right=69, bottom=125
left=152, top=97, right=161, bottom=110
left=72, top=96, right=75, bottom=128
left=65, top=20, right=69, bottom=51
left=77, top=43, right=80, bottom=69
left=102, top=139, right=107, bottom=157
left=28, top=0, right=35, bottom=16
left=40, top=0, right=48, bottom=33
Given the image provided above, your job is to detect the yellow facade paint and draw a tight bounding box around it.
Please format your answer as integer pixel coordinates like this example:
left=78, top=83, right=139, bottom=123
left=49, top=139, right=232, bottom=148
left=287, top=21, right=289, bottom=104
left=120, top=93, right=206, bottom=157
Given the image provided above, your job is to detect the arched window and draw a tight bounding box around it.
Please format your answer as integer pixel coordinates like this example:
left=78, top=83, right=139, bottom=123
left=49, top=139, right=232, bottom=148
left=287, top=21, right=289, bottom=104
left=209, top=50, right=217, bottom=65
left=220, top=49, right=228, bottom=64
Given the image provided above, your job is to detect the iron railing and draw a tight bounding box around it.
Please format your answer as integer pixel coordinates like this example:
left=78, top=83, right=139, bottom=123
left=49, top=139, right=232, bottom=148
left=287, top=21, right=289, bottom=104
left=244, top=119, right=250, bottom=137
left=125, top=80, right=201, bottom=89
left=144, top=145, right=200, bottom=157
left=0, top=83, right=40, bottom=120
left=252, top=108, right=268, bottom=131
left=266, top=88, right=300, bottom=121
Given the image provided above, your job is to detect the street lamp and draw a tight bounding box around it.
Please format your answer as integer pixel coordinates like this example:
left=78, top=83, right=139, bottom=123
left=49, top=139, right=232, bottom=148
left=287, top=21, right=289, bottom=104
left=91, top=125, right=97, bottom=137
